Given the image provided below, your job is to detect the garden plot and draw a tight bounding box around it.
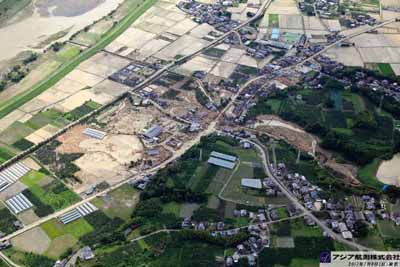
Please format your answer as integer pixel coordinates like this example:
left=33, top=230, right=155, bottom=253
left=324, top=47, right=364, bottom=66
left=303, top=16, right=327, bottom=31
left=238, top=54, right=259, bottom=68
left=25, top=124, right=60, bottom=145
left=351, top=34, right=397, bottom=47
left=36, top=88, right=70, bottom=106
left=221, top=48, right=246, bottom=64
left=167, top=18, right=198, bottom=36
left=358, top=47, right=400, bottom=63
left=66, top=69, right=104, bottom=87
left=0, top=110, right=27, bottom=132
left=52, top=78, right=88, bottom=95
left=57, top=89, right=112, bottom=112
left=93, top=184, right=139, bottom=221
left=382, top=0, right=400, bottom=8
left=138, top=39, right=171, bottom=58
left=135, top=21, right=170, bottom=35
left=189, top=23, right=215, bottom=39
left=155, top=34, right=210, bottom=61
left=91, top=79, right=131, bottom=97
left=267, top=0, right=300, bottom=15
left=107, top=27, right=157, bottom=53
left=279, top=15, right=303, bottom=30
left=323, top=19, right=341, bottom=32
left=18, top=99, right=49, bottom=114
left=77, top=52, right=130, bottom=78
left=176, top=55, right=217, bottom=75
left=11, top=227, right=51, bottom=254
left=210, top=62, right=237, bottom=78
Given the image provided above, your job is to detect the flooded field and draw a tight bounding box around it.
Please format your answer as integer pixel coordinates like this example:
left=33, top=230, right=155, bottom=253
left=376, top=153, right=400, bottom=186
left=0, top=0, right=124, bottom=62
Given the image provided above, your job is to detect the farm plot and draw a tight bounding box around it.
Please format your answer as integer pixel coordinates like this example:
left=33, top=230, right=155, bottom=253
left=40, top=217, right=94, bottom=258
left=20, top=170, right=80, bottom=215
left=93, top=184, right=140, bottom=221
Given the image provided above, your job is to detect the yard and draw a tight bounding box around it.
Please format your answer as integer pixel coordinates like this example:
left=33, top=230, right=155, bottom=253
left=290, top=219, right=322, bottom=237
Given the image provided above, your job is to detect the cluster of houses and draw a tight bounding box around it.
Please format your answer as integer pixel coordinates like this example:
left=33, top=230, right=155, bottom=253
left=129, top=174, right=153, bottom=190
left=310, top=54, right=400, bottom=104
left=177, top=0, right=240, bottom=32
left=109, top=62, right=158, bottom=88
left=274, top=162, right=400, bottom=240
left=314, top=0, right=339, bottom=18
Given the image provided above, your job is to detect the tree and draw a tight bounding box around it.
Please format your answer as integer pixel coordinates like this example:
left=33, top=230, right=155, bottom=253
left=352, top=111, right=377, bottom=130
left=353, top=220, right=368, bottom=238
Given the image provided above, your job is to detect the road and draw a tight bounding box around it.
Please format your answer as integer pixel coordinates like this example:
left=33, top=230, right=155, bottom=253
left=0, top=0, right=387, bottom=263
left=248, top=139, right=373, bottom=251
left=294, top=16, right=400, bottom=68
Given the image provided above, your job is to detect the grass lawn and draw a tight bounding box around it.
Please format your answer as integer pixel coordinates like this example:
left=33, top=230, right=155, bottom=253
left=343, top=92, right=365, bottom=113
left=290, top=219, right=322, bottom=237
left=233, top=217, right=251, bottom=228
left=162, top=202, right=181, bottom=217
left=137, top=239, right=150, bottom=250
left=357, top=159, right=383, bottom=190
left=20, top=170, right=80, bottom=210
left=377, top=220, right=400, bottom=239
left=56, top=45, right=81, bottom=61
left=0, top=0, right=157, bottom=120
left=93, top=184, right=139, bottom=221
left=20, top=170, right=46, bottom=187
left=266, top=99, right=282, bottom=113
left=221, top=162, right=267, bottom=206
left=276, top=207, right=288, bottom=219
left=356, top=227, right=385, bottom=250
left=206, top=168, right=232, bottom=195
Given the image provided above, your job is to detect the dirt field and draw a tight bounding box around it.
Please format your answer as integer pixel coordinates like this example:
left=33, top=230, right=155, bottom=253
left=11, top=227, right=51, bottom=254
left=56, top=123, right=144, bottom=193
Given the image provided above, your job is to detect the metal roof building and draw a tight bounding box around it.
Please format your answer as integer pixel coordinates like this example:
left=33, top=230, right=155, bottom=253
left=0, top=162, right=30, bottom=192
left=6, top=193, right=33, bottom=214
left=208, top=157, right=236, bottom=169
left=210, top=151, right=237, bottom=162
left=271, top=28, right=280, bottom=40
left=83, top=128, right=107, bottom=140
left=241, top=178, right=263, bottom=189
left=59, top=202, right=98, bottom=224
left=144, top=124, right=163, bottom=139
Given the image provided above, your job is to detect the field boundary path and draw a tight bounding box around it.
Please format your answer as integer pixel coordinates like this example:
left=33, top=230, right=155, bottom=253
left=0, top=0, right=158, bottom=120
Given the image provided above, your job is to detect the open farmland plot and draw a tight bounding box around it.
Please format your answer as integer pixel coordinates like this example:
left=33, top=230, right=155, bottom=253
left=93, top=184, right=140, bottom=221
left=20, top=170, right=80, bottom=214
left=40, top=217, right=94, bottom=258
left=377, top=220, right=400, bottom=239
